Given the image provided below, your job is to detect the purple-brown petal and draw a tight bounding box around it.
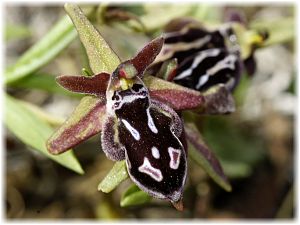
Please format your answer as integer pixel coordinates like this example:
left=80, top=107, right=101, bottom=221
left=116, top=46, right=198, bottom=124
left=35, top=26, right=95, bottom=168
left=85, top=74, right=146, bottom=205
left=47, top=96, right=106, bottom=154
left=129, top=37, right=164, bottom=77
left=56, top=72, right=110, bottom=97
left=150, top=89, right=204, bottom=111
left=143, top=75, right=204, bottom=111
left=184, top=123, right=231, bottom=192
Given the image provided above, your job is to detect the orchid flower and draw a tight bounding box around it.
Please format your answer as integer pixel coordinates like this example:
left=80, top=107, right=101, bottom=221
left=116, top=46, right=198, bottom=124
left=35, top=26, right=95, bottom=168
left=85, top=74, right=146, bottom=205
left=47, top=4, right=233, bottom=211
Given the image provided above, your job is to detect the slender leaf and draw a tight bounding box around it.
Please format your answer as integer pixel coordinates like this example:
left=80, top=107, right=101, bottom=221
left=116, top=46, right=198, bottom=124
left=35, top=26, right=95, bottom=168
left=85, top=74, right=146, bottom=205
left=5, top=15, right=77, bottom=84
left=220, top=160, right=252, bottom=178
left=5, top=94, right=84, bottom=174
left=5, top=23, right=31, bottom=41
left=185, top=122, right=231, bottom=192
left=20, top=100, right=65, bottom=126
left=98, top=161, right=128, bottom=193
left=120, top=184, right=152, bottom=207
left=65, top=3, right=121, bottom=74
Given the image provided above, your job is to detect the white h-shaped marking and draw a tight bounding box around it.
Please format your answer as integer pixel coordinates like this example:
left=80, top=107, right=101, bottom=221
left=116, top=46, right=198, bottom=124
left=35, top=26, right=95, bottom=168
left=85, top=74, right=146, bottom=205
left=146, top=108, right=158, bottom=134
left=207, top=54, right=237, bottom=75
left=195, top=53, right=237, bottom=89
left=174, top=48, right=221, bottom=80
left=151, top=146, right=160, bottom=159
left=121, top=119, right=140, bottom=141
left=168, top=147, right=181, bottom=170
left=138, top=157, right=163, bottom=182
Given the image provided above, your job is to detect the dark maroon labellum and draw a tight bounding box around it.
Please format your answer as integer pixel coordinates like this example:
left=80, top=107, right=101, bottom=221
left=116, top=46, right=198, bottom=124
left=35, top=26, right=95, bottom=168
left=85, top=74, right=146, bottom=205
left=149, top=20, right=242, bottom=92
left=101, top=37, right=187, bottom=207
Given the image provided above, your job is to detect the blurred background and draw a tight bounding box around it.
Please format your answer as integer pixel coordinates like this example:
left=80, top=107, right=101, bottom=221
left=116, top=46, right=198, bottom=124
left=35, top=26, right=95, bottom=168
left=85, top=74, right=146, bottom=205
left=5, top=3, right=295, bottom=219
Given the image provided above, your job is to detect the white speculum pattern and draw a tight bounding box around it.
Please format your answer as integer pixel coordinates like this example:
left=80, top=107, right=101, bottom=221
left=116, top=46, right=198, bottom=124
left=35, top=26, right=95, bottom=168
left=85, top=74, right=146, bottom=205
left=121, top=119, right=140, bottom=141
left=151, top=146, right=160, bottom=159
left=138, top=157, right=163, bottom=182
left=168, top=147, right=181, bottom=170
left=174, top=48, right=220, bottom=80
left=146, top=108, right=158, bottom=134
left=173, top=47, right=237, bottom=90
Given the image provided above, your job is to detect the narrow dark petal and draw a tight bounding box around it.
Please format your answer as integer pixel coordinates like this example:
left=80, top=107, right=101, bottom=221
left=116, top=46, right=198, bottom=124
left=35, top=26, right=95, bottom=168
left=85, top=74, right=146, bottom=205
left=150, top=89, right=204, bottom=111
left=184, top=123, right=231, bottom=191
left=47, top=96, right=106, bottom=154
left=143, top=75, right=205, bottom=111
left=129, top=37, right=164, bottom=77
left=56, top=72, right=110, bottom=96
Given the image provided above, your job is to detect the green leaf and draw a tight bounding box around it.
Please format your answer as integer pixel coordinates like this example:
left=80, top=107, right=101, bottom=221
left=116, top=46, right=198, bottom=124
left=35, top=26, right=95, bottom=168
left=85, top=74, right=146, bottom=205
left=98, top=161, right=128, bottom=193
left=4, top=94, right=84, bottom=174
left=201, top=116, right=265, bottom=178
left=9, top=72, right=82, bottom=98
left=120, top=184, right=152, bottom=207
left=220, top=160, right=252, bottom=178
left=19, top=100, right=65, bottom=126
left=65, top=3, right=121, bottom=74
left=5, top=23, right=31, bottom=41
left=5, top=15, right=77, bottom=84
left=185, top=122, right=231, bottom=192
